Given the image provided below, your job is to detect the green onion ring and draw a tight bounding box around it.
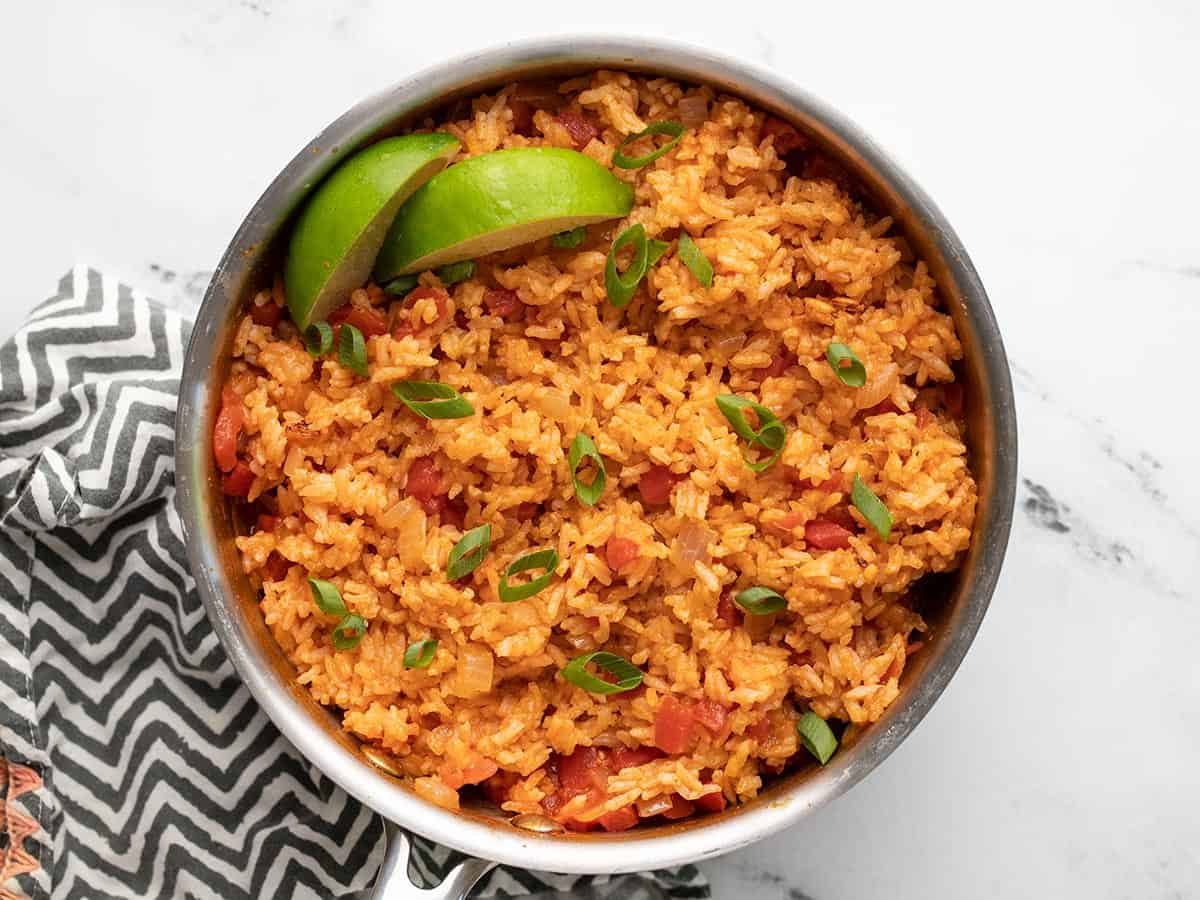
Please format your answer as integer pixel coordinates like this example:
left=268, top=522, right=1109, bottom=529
left=561, top=650, right=645, bottom=695
left=331, top=614, right=367, bottom=651
left=498, top=548, right=560, bottom=602
left=308, top=577, right=348, bottom=616
left=383, top=274, right=419, bottom=297
left=612, top=121, right=686, bottom=169
left=447, top=523, right=491, bottom=581
left=435, top=260, right=476, bottom=285
left=338, top=322, right=369, bottom=377
left=604, top=224, right=650, bottom=308
left=826, top=342, right=867, bottom=388
left=647, top=239, right=670, bottom=267
left=552, top=226, right=587, bottom=249
left=734, top=586, right=787, bottom=615
left=392, top=381, right=475, bottom=419
left=304, top=321, right=333, bottom=357
left=797, top=710, right=838, bottom=765
left=403, top=638, right=438, bottom=669
left=568, top=433, right=607, bottom=506
left=714, top=394, right=787, bottom=472
left=851, top=474, right=893, bottom=541
left=677, top=233, right=714, bottom=288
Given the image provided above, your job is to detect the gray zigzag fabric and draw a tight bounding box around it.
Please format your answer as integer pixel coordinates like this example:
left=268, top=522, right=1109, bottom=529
left=0, top=267, right=711, bottom=899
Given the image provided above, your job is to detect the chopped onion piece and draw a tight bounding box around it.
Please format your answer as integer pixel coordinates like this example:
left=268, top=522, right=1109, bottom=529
left=671, top=520, right=716, bottom=568
left=454, top=645, right=494, bottom=697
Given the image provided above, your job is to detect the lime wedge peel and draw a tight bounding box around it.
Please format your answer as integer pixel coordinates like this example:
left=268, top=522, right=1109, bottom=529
left=374, top=147, right=634, bottom=280
left=284, top=133, right=460, bottom=330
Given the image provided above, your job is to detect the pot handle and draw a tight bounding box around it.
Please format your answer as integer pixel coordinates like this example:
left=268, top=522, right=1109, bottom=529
left=370, top=824, right=497, bottom=900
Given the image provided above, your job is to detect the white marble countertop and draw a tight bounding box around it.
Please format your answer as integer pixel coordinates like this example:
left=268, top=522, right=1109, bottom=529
left=4, top=1, right=1198, bottom=896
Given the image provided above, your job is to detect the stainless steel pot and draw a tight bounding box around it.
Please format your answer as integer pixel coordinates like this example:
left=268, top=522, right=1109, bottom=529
left=175, top=36, right=1017, bottom=899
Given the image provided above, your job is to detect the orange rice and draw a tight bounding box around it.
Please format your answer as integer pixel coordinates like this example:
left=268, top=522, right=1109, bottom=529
left=224, top=71, right=977, bottom=826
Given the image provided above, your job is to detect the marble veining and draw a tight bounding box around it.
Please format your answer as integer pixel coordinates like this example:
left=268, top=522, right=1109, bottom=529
left=2, top=0, right=1197, bottom=896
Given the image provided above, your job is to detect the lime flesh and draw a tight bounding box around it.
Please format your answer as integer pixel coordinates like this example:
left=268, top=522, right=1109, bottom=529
left=285, top=133, right=460, bottom=330
left=373, top=147, right=634, bottom=280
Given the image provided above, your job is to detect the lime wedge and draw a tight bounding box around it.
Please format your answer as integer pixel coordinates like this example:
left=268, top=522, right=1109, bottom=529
left=374, top=147, right=634, bottom=279
left=284, top=133, right=460, bottom=329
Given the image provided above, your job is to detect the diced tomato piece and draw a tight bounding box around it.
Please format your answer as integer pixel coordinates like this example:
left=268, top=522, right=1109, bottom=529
left=328, top=303, right=389, bottom=338
left=256, top=513, right=279, bottom=532
left=716, top=593, right=740, bottom=629
left=916, top=406, right=934, bottom=428
left=694, top=789, right=727, bottom=813
left=943, top=382, right=965, bottom=418
left=556, top=111, right=599, bottom=149
left=557, top=747, right=609, bottom=795
left=440, top=496, right=467, bottom=531
left=221, top=461, right=255, bottom=497
left=864, top=397, right=900, bottom=416
left=249, top=301, right=283, bottom=328
left=758, top=351, right=797, bottom=380
left=484, top=288, right=523, bottom=319
left=404, top=457, right=443, bottom=514
left=212, top=388, right=245, bottom=474
left=392, top=287, right=451, bottom=339
left=747, top=716, right=772, bottom=742
left=596, top=805, right=639, bottom=832
left=513, top=501, right=539, bottom=520
left=804, top=518, right=853, bottom=550
left=264, top=552, right=290, bottom=581
left=509, top=98, right=535, bottom=136
left=692, top=699, right=730, bottom=735
left=638, top=464, right=681, bottom=506
left=605, top=536, right=640, bottom=573
left=661, top=795, right=695, bottom=820
left=654, top=696, right=695, bottom=754
left=610, top=746, right=664, bottom=771
left=764, top=510, right=805, bottom=538
left=762, top=116, right=807, bottom=155
left=822, top=504, right=858, bottom=531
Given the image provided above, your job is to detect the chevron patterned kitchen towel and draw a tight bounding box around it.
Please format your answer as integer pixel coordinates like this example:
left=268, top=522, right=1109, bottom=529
left=0, top=268, right=711, bottom=900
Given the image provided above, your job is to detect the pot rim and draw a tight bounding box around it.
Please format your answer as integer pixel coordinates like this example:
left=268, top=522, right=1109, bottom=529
left=175, top=34, right=1017, bottom=874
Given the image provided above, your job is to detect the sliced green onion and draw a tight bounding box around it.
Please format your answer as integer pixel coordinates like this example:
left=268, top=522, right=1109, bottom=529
left=383, top=274, right=419, bottom=297
left=646, top=239, right=670, bottom=267
left=677, top=233, right=713, bottom=289
left=734, top=586, right=786, bottom=615
left=403, top=638, right=438, bottom=669
left=498, top=548, right=559, bottom=602
left=561, top=650, right=645, bottom=695
left=552, top=226, right=586, bottom=249
left=604, top=224, right=650, bottom=308
left=392, top=381, right=475, bottom=419
left=568, top=433, right=607, bottom=506
left=332, top=614, right=367, bottom=651
left=714, top=394, right=787, bottom=472
left=435, top=260, right=476, bottom=285
left=826, top=342, right=867, bottom=388
left=308, top=578, right=349, bottom=616
left=797, top=710, right=838, bottom=765
left=851, top=474, right=892, bottom=541
left=447, top=523, right=491, bottom=581
left=304, top=321, right=333, bottom=357
left=612, top=121, right=686, bottom=169
left=338, top=322, right=368, bottom=377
